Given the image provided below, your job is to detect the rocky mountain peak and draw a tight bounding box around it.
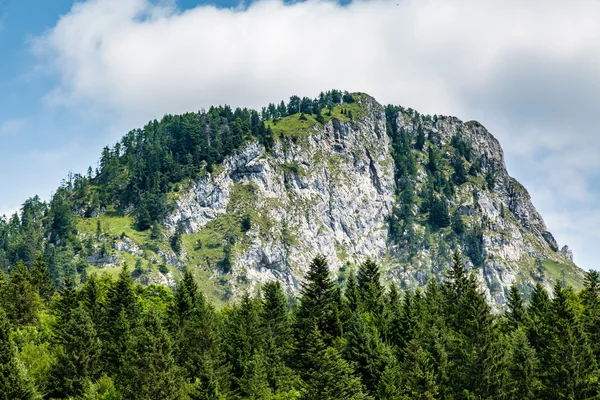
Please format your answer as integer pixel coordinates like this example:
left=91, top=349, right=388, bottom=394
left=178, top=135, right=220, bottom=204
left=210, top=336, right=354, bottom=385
left=159, top=93, right=580, bottom=305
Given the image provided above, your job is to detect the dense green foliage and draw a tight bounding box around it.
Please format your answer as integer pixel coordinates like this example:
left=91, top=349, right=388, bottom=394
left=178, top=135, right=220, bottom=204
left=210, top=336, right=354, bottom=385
left=0, top=89, right=570, bottom=304
left=0, top=90, right=355, bottom=286
left=0, top=254, right=598, bottom=399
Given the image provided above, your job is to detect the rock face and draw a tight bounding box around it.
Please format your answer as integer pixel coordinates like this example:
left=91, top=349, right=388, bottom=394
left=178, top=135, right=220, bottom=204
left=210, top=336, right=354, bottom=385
left=167, top=97, right=395, bottom=293
left=165, top=94, right=582, bottom=305
left=561, top=245, right=574, bottom=262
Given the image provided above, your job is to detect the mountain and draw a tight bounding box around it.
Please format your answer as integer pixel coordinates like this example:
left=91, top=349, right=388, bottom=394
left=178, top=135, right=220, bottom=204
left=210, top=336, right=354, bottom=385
left=0, top=91, right=582, bottom=306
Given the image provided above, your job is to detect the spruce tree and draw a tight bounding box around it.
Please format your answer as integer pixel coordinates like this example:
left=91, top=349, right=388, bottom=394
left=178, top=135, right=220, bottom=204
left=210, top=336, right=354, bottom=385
left=506, top=284, right=525, bottom=331
left=400, top=340, right=440, bottom=400
left=357, top=259, right=384, bottom=318
left=302, top=323, right=368, bottom=400
left=178, top=291, right=226, bottom=399
left=451, top=157, right=467, bottom=185
left=54, top=276, right=78, bottom=331
left=442, top=252, right=503, bottom=398
left=415, top=127, right=425, bottom=151
left=581, top=270, right=600, bottom=362
left=0, top=261, right=41, bottom=326
left=344, top=271, right=360, bottom=315
left=296, top=256, right=342, bottom=349
left=102, top=265, right=139, bottom=374
left=223, top=293, right=268, bottom=397
left=383, top=284, right=401, bottom=343
left=525, top=283, right=552, bottom=365
left=344, top=311, right=392, bottom=394
left=30, top=255, right=55, bottom=304
left=394, top=291, right=424, bottom=353
left=261, top=281, right=295, bottom=393
left=48, top=305, right=102, bottom=398
left=171, top=269, right=199, bottom=335
left=545, top=283, right=597, bottom=399
left=80, top=273, right=105, bottom=327
left=376, top=362, right=404, bottom=400
left=505, top=328, right=541, bottom=400
left=118, top=310, right=185, bottom=400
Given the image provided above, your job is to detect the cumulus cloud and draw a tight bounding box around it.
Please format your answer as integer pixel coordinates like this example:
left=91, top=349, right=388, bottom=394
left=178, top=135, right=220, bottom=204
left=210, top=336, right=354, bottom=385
left=34, top=0, right=600, bottom=268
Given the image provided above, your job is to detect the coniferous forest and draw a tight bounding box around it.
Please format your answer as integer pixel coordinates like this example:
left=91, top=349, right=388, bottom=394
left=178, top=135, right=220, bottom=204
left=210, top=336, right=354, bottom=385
left=1, top=252, right=599, bottom=399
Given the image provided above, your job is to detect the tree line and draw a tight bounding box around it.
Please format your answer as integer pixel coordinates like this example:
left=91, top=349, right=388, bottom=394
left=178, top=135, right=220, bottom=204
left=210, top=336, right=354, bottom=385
left=1, top=252, right=599, bottom=399
left=0, top=91, right=356, bottom=286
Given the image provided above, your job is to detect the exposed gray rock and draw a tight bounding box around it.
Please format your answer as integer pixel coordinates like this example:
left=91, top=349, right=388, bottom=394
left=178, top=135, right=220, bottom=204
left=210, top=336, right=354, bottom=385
left=164, top=94, right=582, bottom=304
left=561, top=245, right=574, bottom=262
left=86, top=253, right=121, bottom=267
left=113, top=236, right=142, bottom=255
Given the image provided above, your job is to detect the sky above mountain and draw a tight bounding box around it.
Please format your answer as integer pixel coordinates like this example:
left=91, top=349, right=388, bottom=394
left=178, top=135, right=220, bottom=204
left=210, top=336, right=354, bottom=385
left=1, top=0, right=599, bottom=270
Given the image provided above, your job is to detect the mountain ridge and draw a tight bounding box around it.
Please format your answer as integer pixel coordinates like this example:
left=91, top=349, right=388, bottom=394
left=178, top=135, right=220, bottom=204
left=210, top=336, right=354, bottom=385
left=159, top=92, right=580, bottom=305
left=0, top=90, right=581, bottom=307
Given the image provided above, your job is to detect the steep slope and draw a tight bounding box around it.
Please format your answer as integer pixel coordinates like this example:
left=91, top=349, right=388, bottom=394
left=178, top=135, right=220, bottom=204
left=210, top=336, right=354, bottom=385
left=165, top=96, right=395, bottom=295
left=0, top=91, right=581, bottom=306
left=159, top=94, right=580, bottom=304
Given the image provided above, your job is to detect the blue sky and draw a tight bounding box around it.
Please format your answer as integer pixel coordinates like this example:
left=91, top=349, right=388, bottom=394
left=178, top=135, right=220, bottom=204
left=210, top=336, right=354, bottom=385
left=1, top=0, right=599, bottom=270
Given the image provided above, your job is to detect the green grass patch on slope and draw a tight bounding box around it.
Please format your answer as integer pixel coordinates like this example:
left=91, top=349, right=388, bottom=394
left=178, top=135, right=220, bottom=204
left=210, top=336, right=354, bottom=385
left=542, top=259, right=583, bottom=290
left=264, top=97, right=368, bottom=140
left=182, top=182, right=275, bottom=271
left=265, top=113, right=320, bottom=140
left=77, top=214, right=149, bottom=244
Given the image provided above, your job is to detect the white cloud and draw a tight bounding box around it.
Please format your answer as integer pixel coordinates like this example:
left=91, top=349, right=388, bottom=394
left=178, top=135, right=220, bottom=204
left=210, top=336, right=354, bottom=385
left=34, top=0, right=600, bottom=269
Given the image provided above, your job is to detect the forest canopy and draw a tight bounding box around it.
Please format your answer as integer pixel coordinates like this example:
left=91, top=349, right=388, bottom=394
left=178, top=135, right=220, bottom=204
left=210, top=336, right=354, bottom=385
left=0, top=253, right=598, bottom=399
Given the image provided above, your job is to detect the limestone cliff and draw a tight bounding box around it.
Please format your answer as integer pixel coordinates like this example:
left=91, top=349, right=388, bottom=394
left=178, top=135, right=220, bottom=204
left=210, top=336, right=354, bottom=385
left=161, top=94, right=581, bottom=305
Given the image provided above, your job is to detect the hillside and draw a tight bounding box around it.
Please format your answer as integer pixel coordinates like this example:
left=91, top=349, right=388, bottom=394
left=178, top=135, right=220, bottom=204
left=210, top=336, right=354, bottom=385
left=0, top=90, right=582, bottom=306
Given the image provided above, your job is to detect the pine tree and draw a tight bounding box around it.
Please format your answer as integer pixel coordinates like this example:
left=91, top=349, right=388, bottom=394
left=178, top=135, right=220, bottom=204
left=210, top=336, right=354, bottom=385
left=0, top=308, right=37, bottom=400
left=30, top=255, right=55, bottom=304
left=118, top=310, right=185, bottom=400
left=0, top=261, right=41, bottom=326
